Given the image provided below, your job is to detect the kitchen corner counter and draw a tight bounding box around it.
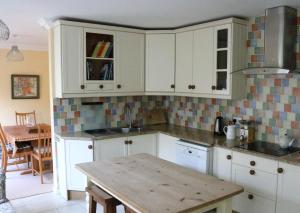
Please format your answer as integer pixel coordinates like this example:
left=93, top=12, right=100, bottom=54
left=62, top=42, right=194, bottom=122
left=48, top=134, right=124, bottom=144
left=55, top=124, right=300, bottom=167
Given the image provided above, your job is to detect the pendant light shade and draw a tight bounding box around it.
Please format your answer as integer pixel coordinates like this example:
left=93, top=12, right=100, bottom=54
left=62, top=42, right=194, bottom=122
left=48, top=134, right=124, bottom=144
left=0, top=19, right=10, bottom=40
left=7, top=45, right=24, bottom=61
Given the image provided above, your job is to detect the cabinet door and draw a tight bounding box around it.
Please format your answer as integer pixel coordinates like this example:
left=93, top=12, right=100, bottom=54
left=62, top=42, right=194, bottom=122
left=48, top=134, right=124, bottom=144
left=84, top=28, right=115, bottom=92
left=146, top=34, right=175, bottom=92
left=157, top=133, right=178, bottom=163
left=276, top=162, right=300, bottom=213
left=56, top=137, right=68, bottom=200
left=231, top=164, right=277, bottom=200
left=213, top=147, right=232, bottom=181
left=116, top=32, right=144, bottom=92
left=233, top=191, right=276, bottom=213
left=193, top=27, right=214, bottom=94
left=213, top=24, right=231, bottom=95
left=175, top=31, right=193, bottom=93
left=60, top=25, right=84, bottom=94
left=65, top=140, right=93, bottom=191
left=94, top=137, right=127, bottom=161
left=128, top=134, right=157, bottom=156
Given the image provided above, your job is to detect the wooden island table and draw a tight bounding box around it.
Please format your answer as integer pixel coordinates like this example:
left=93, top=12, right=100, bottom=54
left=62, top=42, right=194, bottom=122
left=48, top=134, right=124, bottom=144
left=76, top=153, right=243, bottom=213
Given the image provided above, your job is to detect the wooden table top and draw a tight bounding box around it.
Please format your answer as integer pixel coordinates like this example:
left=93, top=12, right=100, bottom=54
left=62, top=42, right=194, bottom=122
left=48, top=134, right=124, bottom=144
left=76, top=153, right=243, bottom=213
left=3, top=123, right=51, bottom=143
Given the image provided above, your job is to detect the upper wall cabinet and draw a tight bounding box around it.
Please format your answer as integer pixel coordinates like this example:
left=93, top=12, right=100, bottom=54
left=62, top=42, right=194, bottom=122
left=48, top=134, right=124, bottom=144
left=145, top=33, right=175, bottom=92
left=52, top=21, right=145, bottom=98
left=84, top=28, right=115, bottom=93
left=175, top=20, right=247, bottom=99
left=51, top=18, right=247, bottom=99
left=116, top=32, right=145, bottom=92
left=53, top=25, right=84, bottom=97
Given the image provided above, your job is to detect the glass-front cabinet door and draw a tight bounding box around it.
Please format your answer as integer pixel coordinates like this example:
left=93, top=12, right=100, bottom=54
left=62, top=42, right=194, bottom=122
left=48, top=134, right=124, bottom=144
left=213, top=24, right=231, bottom=95
left=84, top=28, right=115, bottom=91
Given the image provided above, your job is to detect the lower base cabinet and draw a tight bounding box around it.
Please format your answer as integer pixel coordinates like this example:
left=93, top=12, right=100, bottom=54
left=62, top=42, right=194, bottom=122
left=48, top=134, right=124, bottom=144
left=56, top=137, right=94, bottom=197
left=276, top=162, right=300, bottom=213
left=157, top=133, right=178, bottom=163
left=233, top=191, right=276, bottom=213
left=94, top=137, right=127, bottom=161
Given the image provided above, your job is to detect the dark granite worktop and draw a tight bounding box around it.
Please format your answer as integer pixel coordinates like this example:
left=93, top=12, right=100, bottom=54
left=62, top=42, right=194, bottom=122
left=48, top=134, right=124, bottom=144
left=56, top=124, right=300, bottom=166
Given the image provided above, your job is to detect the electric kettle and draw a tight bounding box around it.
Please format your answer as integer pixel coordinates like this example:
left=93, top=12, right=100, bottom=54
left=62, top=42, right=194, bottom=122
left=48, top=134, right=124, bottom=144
left=214, top=116, right=224, bottom=135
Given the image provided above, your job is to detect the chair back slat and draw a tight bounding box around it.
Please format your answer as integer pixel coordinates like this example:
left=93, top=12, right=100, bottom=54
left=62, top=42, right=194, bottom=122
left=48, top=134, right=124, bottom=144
left=15, top=111, right=36, bottom=126
left=0, top=124, right=8, bottom=172
left=37, top=124, right=51, bottom=158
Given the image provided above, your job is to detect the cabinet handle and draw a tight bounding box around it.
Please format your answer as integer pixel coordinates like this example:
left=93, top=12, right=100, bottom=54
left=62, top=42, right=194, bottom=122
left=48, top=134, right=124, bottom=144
left=117, top=84, right=121, bottom=89
left=188, top=150, right=192, bottom=154
left=99, top=85, right=104, bottom=89
left=248, top=194, right=254, bottom=200
left=249, top=170, right=255, bottom=175
left=88, top=145, right=93, bottom=149
left=171, top=84, right=175, bottom=89
left=226, top=155, right=232, bottom=160
left=211, top=85, right=216, bottom=90
left=129, top=140, right=133, bottom=145
left=277, top=168, right=284, bottom=174
left=192, top=85, right=196, bottom=89
left=188, top=85, right=192, bottom=89
left=80, top=85, right=85, bottom=90
left=250, top=161, right=256, bottom=166
left=124, top=140, right=128, bottom=145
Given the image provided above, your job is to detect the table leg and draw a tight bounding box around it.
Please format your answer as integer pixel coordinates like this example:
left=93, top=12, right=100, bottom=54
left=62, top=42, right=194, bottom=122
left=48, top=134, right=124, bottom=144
left=216, top=198, right=232, bottom=213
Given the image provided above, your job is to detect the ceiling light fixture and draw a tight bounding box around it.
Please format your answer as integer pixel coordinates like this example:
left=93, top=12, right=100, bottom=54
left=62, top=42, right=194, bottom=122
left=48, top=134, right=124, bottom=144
left=0, top=19, right=10, bottom=40
left=7, top=35, right=24, bottom=62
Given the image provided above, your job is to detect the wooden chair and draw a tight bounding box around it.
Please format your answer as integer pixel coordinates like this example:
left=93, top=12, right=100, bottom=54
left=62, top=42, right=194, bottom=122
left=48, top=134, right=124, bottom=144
left=0, top=124, right=33, bottom=172
left=31, top=124, right=52, bottom=184
left=86, top=185, right=121, bottom=213
left=15, top=111, right=36, bottom=126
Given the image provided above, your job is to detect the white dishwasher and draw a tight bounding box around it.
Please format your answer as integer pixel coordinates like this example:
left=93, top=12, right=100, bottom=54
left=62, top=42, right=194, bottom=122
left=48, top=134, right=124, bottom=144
left=176, top=139, right=213, bottom=175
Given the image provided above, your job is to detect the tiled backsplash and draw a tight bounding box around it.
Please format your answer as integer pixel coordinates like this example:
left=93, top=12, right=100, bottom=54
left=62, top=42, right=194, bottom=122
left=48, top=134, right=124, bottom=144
left=54, top=14, right=300, bottom=143
left=166, top=74, right=300, bottom=142
left=53, top=96, right=166, bottom=133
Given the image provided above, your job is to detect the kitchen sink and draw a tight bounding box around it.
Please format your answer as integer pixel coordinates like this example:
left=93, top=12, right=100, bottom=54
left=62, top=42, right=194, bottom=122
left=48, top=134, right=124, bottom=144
left=84, top=127, right=141, bottom=136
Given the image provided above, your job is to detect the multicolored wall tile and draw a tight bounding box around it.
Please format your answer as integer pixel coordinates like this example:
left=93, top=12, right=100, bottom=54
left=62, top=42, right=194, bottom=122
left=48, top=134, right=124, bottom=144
left=53, top=96, right=167, bottom=133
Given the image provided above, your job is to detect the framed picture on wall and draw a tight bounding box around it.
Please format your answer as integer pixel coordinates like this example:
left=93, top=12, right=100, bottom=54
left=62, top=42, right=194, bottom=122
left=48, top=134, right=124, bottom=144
left=11, top=75, right=40, bottom=99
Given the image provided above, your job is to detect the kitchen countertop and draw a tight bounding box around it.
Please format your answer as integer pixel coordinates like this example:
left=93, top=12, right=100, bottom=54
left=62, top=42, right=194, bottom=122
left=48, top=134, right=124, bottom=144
left=56, top=124, right=300, bottom=166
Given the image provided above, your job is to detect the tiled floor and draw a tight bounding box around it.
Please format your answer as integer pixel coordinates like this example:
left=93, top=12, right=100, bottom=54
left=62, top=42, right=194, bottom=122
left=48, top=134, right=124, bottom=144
left=10, top=192, right=125, bottom=213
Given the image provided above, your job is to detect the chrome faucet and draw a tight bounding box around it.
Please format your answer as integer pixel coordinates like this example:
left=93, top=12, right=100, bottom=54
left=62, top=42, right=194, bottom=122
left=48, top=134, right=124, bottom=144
left=124, top=103, right=132, bottom=128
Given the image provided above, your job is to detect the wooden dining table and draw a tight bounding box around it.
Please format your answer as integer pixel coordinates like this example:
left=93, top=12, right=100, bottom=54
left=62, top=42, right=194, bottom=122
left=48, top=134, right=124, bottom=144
left=2, top=123, right=51, bottom=174
left=77, top=153, right=243, bottom=213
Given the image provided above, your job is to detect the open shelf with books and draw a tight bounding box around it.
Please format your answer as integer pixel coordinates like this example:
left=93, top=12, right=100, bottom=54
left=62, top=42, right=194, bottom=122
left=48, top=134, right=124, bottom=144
left=85, top=30, right=115, bottom=82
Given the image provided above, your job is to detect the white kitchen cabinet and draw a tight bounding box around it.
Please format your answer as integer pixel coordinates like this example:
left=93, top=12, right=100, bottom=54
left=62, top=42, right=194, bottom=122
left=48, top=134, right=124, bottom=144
left=175, top=31, right=193, bottom=93
left=276, top=162, right=300, bottom=213
left=55, top=136, right=68, bottom=200
left=94, top=137, right=127, bottom=161
left=84, top=28, right=115, bottom=92
left=212, top=147, right=232, bottom=181
left=193, top=27, right=214, bottom=94
left=127, top=134, right=157, bottom=156
left=233, top=191, right=276, bottom=213
left=157, top=133, right=178, bottom=163
left=146, top=33, right=175, bottom=92
left=94, top=134, right=157, bottom=161
left=65, top=139, right=93, bottom=191
left=53, top=25, right=84, bottom=97
left=116, top=32, right=145, bottom=92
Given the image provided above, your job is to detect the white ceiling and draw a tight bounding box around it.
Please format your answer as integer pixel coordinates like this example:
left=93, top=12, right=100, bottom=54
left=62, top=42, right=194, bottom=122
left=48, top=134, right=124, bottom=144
left=0, top=0, right=299, bottom=51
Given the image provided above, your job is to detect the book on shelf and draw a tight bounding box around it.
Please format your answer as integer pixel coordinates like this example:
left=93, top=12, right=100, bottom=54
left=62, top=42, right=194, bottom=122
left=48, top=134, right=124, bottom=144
left=105, top=43, right=113, bottom=58
left=96, top=41, right=106, bottom=58
left=100, top=42, right=111, bottom=58
left=91, top=41, right=103, bottom=57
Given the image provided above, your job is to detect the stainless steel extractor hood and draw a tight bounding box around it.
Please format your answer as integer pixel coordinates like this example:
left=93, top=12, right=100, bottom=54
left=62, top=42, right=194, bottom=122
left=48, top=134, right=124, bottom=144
left=243, top=6, right=298, bottom=75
